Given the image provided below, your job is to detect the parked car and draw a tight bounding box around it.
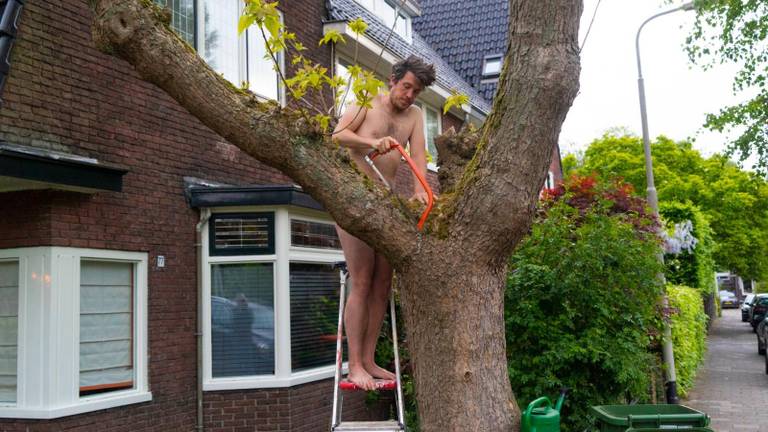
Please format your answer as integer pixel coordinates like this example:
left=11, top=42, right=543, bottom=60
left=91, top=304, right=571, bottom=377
left=719, top=290, right=739, bottom=309
left=742, top=293, right=757, bottom=322
left=749, top=295, right=768, bottom=332
left=757, top=316, right=767, bottom=355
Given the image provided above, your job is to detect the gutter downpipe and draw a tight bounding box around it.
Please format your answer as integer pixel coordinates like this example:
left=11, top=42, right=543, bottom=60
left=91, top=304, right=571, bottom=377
left=195, top=208, right=211, bottom=431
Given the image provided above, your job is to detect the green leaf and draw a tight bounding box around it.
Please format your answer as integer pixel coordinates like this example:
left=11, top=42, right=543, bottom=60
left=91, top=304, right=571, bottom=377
left=319, top=30, right=346, bottom=46
left=349, top=17, right=368, bottom=35
left=238, top=14, right=256, bottom=35
left=443, top=90, right=469, bottom=114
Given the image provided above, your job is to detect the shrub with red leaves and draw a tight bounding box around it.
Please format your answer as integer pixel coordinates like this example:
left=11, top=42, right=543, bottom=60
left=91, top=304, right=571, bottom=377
left=540, top=173, right=659, bottom=234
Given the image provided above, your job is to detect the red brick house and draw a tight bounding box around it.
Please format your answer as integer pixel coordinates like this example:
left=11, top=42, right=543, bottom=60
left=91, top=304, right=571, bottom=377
left=0, top=0, right=492, bottom=431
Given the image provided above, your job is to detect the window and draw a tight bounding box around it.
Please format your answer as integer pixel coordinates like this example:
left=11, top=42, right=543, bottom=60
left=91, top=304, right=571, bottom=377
left=0, top=261, right=18, bottom=404
left=291, top=219, right=342, bottom=250
left=199, top=0, right=282, bottom=101
left=79, top=261, right=134, bottom=397
left=423, top=105, right=441, bottom=169
left=154, top=0, right=282, bottom=100
left=0, top=248, right=149, bottom=419
left=482, top=55, right=503, bottom=79
left=353, top=0, right=412, bottom=42
left=203, top=209, right=344, bottom=390
left=154, top=0, right=195, bottom=45
left=210, top=213, right=275, bottom=256
left=211, top=263, right=274, bottom=377
left=289, top=263, right=339, bottom=371
left=544, top=171, right=555, bottom=189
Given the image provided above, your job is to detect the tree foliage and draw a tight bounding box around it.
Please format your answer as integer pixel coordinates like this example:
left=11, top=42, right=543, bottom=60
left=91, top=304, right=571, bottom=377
left=573, top=133, right=768, bottom=280
left=683, top=0, right=768, bottom=172
left=507, top=176, right=664, bottom=432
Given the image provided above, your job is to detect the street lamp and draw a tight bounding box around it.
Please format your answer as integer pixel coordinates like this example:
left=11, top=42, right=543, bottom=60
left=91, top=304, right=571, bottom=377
left=635, top=1, right=695, bottom=405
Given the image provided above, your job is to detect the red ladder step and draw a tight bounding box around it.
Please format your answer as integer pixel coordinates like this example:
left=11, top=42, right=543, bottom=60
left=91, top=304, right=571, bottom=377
left=339, top=379, right=396, bottom=391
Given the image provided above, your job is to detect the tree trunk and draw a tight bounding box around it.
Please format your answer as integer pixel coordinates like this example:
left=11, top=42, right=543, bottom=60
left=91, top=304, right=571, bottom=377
left=87, top=0, right=582, bottom=430
left=397, top=249, right=517, bottom=431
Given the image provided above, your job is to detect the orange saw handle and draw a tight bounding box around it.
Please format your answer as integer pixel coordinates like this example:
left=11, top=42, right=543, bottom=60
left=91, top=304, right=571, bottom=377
left=368, top=144, right=434, bottom=230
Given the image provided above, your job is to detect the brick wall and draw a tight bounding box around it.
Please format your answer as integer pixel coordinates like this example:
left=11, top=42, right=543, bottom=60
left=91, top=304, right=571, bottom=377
left=0, top=0, right=380, bottom=430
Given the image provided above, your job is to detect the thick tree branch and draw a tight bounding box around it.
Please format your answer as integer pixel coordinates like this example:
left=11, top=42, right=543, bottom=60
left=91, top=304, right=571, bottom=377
left=89, top=0, right=425, bottom=264
left=434, top=126, right=480, bottom=194
left=449, top=0, right=582, bottom=261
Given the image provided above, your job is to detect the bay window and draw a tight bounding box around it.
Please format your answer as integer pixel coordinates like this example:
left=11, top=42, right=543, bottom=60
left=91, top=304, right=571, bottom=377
left=0, top=248, right=149, bottom=419
left=203, top=208, right=345, bottom=390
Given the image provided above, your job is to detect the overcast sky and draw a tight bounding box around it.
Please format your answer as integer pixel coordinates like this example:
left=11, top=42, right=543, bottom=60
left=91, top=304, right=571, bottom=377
left=559, top=0, right=747, bottom=161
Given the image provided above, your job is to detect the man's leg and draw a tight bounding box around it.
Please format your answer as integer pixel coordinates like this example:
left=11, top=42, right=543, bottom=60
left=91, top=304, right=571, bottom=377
left=336, top=226, right=377, bottom=390
left=362, top=253, right=395, bottom=380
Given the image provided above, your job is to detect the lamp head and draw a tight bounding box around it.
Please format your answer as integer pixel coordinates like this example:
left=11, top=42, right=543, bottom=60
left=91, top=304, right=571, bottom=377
left=681, top=1, right=696, bottom=11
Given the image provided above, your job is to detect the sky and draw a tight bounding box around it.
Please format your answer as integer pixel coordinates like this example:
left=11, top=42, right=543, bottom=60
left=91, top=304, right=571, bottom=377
left=558, top=0, right=747, bottom=161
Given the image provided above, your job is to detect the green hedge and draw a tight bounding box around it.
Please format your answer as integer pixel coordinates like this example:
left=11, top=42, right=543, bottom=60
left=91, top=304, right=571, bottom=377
left=506, top=200, right=663, bottom=432
left=667, top=284, right=708, bottom=397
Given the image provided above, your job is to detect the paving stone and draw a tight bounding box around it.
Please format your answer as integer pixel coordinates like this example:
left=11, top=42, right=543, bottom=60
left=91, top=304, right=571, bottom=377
left=684, top=309, right=768, bottom=431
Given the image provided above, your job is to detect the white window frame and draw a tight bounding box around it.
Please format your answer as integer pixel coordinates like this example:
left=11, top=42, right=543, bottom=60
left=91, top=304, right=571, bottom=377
left=420, top=103, right=442, bottom=172
left=0, top=247, right=150, bottom=420
left=196, top=1, right=285, bottom=104
left=481, top=54, right=503, bottom=82
left=352, top=0, right=413, bottom=43
left=202, top=206, right=345, bottom=391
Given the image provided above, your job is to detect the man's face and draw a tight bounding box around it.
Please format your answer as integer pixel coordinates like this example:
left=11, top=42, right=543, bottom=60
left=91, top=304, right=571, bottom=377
left=388, top=71, right=424, bottom=111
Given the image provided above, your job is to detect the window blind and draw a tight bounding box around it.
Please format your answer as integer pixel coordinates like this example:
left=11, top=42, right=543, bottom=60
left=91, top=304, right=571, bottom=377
left=79, top=261, right=134, bottom=396
left=291, top=219, right=341, bottom=250
left=289, top=263, right=340, bottom=372
left=0, top=261, right=18, bottom=403
left=211, top=263, right=275, bottom=377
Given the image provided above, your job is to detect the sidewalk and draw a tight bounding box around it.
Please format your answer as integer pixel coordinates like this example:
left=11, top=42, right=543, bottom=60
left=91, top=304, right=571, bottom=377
left=684, top=308, right=768, bottom=432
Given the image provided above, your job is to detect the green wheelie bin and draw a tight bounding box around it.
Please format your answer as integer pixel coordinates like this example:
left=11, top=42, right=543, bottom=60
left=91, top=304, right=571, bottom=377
left=589, top=404, right=710, bottom=432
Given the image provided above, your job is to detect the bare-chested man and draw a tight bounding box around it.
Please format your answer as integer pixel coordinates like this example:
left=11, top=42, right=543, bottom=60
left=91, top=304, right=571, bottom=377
left=333, top=56, right=436, bottom=390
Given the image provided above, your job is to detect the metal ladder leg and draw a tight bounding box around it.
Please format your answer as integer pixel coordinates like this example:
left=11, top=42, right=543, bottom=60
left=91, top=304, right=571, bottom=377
left=331, top=264, right=348, bottom=430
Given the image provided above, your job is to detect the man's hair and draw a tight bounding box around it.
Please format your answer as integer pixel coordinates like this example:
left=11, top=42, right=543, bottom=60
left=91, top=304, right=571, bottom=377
left=391, top=55, right=436, bottom=88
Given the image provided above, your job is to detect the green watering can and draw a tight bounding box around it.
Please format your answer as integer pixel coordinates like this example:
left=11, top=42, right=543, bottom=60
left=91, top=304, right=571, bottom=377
left=521, top=388, right=569, bottom=432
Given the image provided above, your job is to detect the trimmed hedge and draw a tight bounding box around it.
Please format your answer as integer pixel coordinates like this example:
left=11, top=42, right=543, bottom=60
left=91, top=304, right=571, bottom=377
left=667, top=284, right=708, bottom=397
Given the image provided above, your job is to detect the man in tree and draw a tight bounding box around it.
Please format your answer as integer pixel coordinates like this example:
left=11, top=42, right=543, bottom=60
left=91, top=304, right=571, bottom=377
left=332, top=55, right=435, bottom=390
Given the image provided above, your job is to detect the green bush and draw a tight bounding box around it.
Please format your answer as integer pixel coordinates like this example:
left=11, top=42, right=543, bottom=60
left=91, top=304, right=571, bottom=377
left=507, top=198, right=664, bottom=431
left=667, top=284, right=708, bottom=397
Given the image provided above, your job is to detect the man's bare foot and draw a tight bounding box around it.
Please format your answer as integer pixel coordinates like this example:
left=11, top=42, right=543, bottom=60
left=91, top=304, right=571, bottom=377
left=348, top=365, right=376, bottom=390
left=364, top=362, right=396, bottom=381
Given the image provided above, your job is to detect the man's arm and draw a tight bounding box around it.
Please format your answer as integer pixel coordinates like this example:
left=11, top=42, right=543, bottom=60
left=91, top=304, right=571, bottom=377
left=333, top=103, right=399, bottom=154
left=408, top=108, right=429, bottom=203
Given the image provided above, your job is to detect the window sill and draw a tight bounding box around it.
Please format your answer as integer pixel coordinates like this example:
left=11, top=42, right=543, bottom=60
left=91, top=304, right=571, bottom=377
left=203, top=363, right=344, bottom=391
left=0, top=391, right=152, bottom=419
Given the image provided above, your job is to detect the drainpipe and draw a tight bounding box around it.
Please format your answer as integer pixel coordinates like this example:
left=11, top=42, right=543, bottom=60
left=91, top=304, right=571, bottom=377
left=195, top=208, right=211, bottom=431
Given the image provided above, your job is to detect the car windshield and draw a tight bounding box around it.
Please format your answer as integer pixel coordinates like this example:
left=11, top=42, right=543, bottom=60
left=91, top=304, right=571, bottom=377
left=744, top=294, right=755, bottom=304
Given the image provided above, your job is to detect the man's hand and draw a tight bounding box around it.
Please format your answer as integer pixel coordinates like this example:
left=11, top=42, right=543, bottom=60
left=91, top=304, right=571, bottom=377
left=411, top=191, right=430, bottom=204
left=371, top=136, right=400, bottom=155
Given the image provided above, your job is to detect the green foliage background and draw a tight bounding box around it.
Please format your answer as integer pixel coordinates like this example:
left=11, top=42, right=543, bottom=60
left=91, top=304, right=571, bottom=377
left=660, top=202, right=716, bottom=294
left=506, top=200, right=664, bottom=432
left=667, top=284, right=708, bottom=397
left=574, top=133, right=768, bottom=281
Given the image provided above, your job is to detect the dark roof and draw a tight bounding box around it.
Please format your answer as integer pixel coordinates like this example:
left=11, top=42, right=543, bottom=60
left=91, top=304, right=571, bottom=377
left=327, top=0, right=491, bottom=115
left=412, top=0, right=508, bottom=103
left=185, top=178, right=324, bottom=210
left=0, top=142, right=128, bottom=193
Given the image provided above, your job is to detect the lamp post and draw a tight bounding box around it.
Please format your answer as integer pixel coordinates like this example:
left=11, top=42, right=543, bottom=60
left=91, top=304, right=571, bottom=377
left=635, top=1, right=695, bottom=405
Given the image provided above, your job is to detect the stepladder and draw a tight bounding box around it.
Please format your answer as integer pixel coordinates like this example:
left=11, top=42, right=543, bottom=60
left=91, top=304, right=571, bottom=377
left=331, top=261, right=406, bottom=432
